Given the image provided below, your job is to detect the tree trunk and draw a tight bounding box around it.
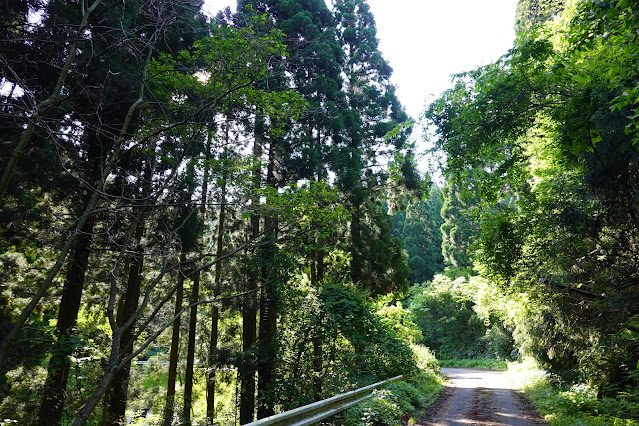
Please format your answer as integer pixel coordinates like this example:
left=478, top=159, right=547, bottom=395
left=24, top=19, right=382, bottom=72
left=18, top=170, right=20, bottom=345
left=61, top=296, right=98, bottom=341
left=184, top=133, right=215, bottom=425
left=256, top=221, right=278, bottom=419
left=257, top=140, right=278, bottom=420
left=183, top=271, right=199, bottom=426
left=312, top=151, right=325, bottom=400
left=37, top=214, right=95, bottom=425
left=163, top=252, right=187, bottom=426
left=240, top=121, right=264, bottom=425
left=206, top=173, right=227, bottom=423
left=101, top=218, right=145, bottom=426
left=312, top=250, right=324, bottom=401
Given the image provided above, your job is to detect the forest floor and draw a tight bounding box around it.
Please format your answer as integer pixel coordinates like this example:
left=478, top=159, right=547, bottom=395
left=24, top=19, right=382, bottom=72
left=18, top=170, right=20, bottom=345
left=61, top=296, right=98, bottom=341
left=414, top=368, right=546, bottom=425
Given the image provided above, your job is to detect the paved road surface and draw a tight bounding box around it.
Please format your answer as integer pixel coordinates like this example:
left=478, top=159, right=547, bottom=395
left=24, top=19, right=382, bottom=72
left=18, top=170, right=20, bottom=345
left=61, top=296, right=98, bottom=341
left=416, top=368, right=545, bottom=425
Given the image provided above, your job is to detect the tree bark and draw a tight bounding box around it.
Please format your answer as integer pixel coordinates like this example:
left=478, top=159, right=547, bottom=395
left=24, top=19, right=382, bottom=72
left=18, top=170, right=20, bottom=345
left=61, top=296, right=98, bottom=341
left=312, top=250, right=324, bottom=401
left=206, top=172, right=227, bottom=423
left=183, top=271, right=199, bottom=426
left=240, top=122, right=264, bottom=425
left=36, top=214, right=95, bottom=425
left=257, top=140, right=278, bottom=420
left=163, top=252, right=187, bottom=426
left=101, top=217, right=146, bottom=426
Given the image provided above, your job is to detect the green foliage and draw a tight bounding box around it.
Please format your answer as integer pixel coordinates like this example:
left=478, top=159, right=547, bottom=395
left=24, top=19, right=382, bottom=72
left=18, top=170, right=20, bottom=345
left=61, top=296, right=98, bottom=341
left=255, top=181, right=347, bottom=240
left=147, top=18, right=307, bottom=126
left=386, top=381, right=425, bottom=413
left=438, top=359, right=508, bottom=371
left=410, top=345, right=440, bottom=373
left=515, top=0, right=566, bottom=32
left=439, top=184, right=477, bottom=269
left=424, top=0, right=639, bottom=400
left=0, top=366, right=47, bottom=424
left=407, top=371, right=445, bottom=404
left=320, top=282, right=417, bottom=382
left=353, top=199, right=412, bottom=297
left=512, top=360, right=639, bottom=425
left=407, top=275, right=516, bottom=360
left=341, top=373, right=444, bottom=426
left=376, top=299, right=423, bottom=345
left=391, top=188, right=445, bottom=284
left=343, top=389, right=403, bottom=426
left=275, top=279, right=418, bottom=411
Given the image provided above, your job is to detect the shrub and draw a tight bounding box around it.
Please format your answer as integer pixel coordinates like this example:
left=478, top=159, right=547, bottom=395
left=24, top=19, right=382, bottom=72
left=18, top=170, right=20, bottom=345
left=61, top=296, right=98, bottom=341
left=386, top=382, right=425, bottom=413
left=343, top=389, right=403, bottom=426
left=342, top=372, right=445, bottom=426
left=411, top=344, right=440, bottom=373
left=510, top=359, right=639, bottom=425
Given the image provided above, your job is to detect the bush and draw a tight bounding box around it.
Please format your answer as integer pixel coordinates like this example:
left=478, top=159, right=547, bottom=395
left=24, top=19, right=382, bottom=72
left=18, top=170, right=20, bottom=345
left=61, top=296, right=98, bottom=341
left=343, top=389, right=403, bottom=426
left=386, top=382, right=425, bottom=413
left=342, top=372, right=445, bottom=426
left=510, top=359, right=639, bottom=425
left=408, top=371, right=445, bottom=407
left=411, top=344, right=440, bottom=373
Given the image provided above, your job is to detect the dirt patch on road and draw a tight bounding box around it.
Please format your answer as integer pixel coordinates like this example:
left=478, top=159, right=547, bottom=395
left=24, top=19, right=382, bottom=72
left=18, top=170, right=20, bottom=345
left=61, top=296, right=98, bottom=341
left=467, top=387, right=499, bottom=424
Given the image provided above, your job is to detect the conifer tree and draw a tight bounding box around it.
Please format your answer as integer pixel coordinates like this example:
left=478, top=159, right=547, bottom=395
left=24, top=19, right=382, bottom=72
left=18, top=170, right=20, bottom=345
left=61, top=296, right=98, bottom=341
left=332, top=0, right=418, bottom=294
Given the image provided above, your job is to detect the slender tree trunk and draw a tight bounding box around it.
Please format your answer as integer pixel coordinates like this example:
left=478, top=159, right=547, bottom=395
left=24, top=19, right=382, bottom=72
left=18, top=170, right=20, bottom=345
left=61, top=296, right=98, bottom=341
left=101, top=217, right=146, bottom=426
left=240, top=123, right=264, bottom=425
left=257, top=140, right=278, bottom=420
left=312, top=250, right=324, bottom=401
left=256, top=218, right=277, bottom=420
left=312, top=133, right=325, bottom=400
left=183, top=271, right=199, bottom=426
left=206, top=174, right=227, bottom=423
left=163, top=252, right=187, bottom=426
left=184, top=133, right=214, bottom=425
left=37, top=215, right=95, bottom=425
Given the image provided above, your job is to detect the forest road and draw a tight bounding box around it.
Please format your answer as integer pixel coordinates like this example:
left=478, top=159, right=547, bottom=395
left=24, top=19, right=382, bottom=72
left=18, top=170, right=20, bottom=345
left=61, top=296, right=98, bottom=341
left=415, top=368, right=546, bottom=425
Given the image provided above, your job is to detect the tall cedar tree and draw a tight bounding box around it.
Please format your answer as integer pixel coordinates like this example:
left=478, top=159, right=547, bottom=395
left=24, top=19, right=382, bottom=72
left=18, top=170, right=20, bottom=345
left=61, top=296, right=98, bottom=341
left=333, top=0, right=417, bottom=296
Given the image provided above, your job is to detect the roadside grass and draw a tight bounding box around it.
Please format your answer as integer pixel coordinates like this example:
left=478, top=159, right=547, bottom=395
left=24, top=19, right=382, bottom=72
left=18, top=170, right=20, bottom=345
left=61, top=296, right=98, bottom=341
left=509, top=359, right=639, bottom=426
left=438, top=358, right=508, bottom=371
left=341, top=345, right=445, bottom=426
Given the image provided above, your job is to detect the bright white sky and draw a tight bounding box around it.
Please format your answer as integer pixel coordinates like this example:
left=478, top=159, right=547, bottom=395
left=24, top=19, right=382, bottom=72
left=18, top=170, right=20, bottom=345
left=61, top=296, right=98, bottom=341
left=202, top=0, right=518, bottom=120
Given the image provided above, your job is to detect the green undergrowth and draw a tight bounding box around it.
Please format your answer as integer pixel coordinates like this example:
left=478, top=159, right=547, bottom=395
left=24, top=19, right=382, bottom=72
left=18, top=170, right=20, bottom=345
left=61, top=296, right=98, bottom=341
left=340, top=345, right=445, bottom=426
left=438, top=358, right=507, bottom=371
left=509, top=359, right=639, bottom=425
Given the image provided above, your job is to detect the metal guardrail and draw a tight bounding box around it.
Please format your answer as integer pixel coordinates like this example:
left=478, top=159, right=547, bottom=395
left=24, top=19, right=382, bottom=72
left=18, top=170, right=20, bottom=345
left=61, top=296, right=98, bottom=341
left=244, top=375, right=405, bottom=426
